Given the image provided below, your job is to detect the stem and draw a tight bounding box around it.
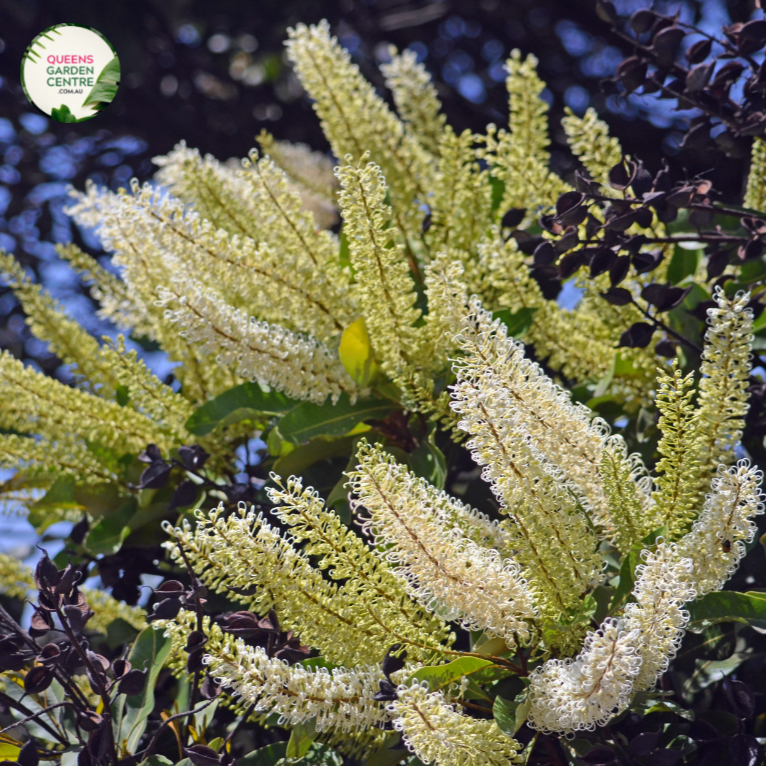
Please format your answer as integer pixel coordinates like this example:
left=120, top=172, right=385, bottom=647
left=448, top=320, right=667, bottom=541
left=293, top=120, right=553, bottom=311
left=223, top=703, right=256, bottom=753
left=629, top=297, right=704, bottom=354
left=0, top=702, right=73, bottom=735
left=137, top=698, right=216, bottom=762
left=54, top=605, right=120, bottom=766
left=0, top=691, right=69, bottom=746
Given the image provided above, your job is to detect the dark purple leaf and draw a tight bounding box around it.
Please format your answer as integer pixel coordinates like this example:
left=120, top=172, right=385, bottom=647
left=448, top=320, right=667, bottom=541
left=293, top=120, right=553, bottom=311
left=632, top=249, right=664, bottom=274
left=24, top=665, right=54, bottom=694
left=641, top=283, right=690, bottom=312
left=651, top=751, right=682, bottom=766
left=155, top=579, right=185, bottom=596
left=382, top=645, right=407, bottom=679
left=37, top=643, right=62, bottom=666
left=600, top=288, right=633, bottom=306
left=680, top=124, right=712, bottom=153
left=177, top=445, right=209, bottom=471
left=184, top=745, right=220, bottom=766
left=532, top=240, right=556, bottom=266
left=619, top=322, right=655, bottom=348
left=686, top=62, right=715, bottom=92
left=170, top=480, right=200, bottom=510
left=556, top=191, right=585, bottom=216
left=629, top=731, right=661, bottom=757
left=77, top=710, right=103, bottom=732
left=558, top=249, right=588, bottom=279
left=138, top=444, right=163, bottom=463
left=35, top=551, right=58, bottom=591
left=63, top=604, right=94, bottom=633
left=512, top=232, right=543, bottom=255
left=608, top=159, right=634, bottom=191
left=530, top=266, right=562, bottom=300
left=539, top=214, right=563, bottom=235
left=373, top=679, right=399, bottom=702
left=187, top=647, right=206, bottom=673
left=728, top=735, right=761, bottom=766
left=609, top=256, right=631, bottom=287
left=634, top=207, right=654, bottom=229
left=739, top=239, right=764, bottom=262
left=687, top=38, right=713, bottom=64
left=18, top=741, right=39, bottom=766
left=580, top=745, right=617, bottom=765
left=185, top=630, right=209, bottom=652
left=421, top=212, right=432, bottom=233
left=595, top=1, right=617, bottom=24
left=655, top=339, right=677, bottom=357
left=148, top=597, right=182, bottom=622
left=29, top=608, right=54, bottom=638
left=137, top=460, right=171, bottom=490
left=615, top=57, right=648, bottom=95
left=724, top=680, right=756, bottom=719
left=590, top=248, right=616, bottom=278
left=200, top=673, right=222, bottom=700
left=630, top=9, right=657, bottom=34
left=706, top=251, right=729, bottom=280
left=652, top=27, right=685, bottom=68
left=118, top=669, right=148, bottom=696
left=501, top=208, right=526, bottom=228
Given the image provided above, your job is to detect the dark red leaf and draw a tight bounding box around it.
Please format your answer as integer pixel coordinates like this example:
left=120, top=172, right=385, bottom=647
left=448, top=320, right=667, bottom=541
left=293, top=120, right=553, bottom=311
left=687, top=38, right=712, bottom=64
left=686, top=62, right=715, bottom=92
left=18, top=741, right=39, bottom=766
left=533, top=241, right=556, bottom=267
left=652, top=27, right=684, bottom=68
left=600, top=287, right=633, bottom=306
left=118, top=669, right=148, bottom=697
left=724, top=680, right=756, bottom=719
left=500, top=208, right=526, bottom=228
left=184, top=745, right=220, bottom=766
left=382, top=644, right=407, bottom=679
left=630, top=9, right=657, bottom=34
left=580, top=745, right=617, bottom=765
left=77, top=710, right=103, bottom=732
left=619, top=322, right=655, bottom=348
left=590, top=248, right=616, bottom=278
left=24, top=665, right=54, bottom=694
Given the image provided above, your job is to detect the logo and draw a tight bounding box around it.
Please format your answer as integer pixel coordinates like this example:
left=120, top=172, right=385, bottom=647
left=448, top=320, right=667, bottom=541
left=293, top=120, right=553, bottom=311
left=21, top=24, right=120, bottom=123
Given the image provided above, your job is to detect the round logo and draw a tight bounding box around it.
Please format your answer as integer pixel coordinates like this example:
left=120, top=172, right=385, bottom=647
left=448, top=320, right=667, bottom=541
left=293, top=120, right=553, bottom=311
left=21, top=24, right=120, bottom=123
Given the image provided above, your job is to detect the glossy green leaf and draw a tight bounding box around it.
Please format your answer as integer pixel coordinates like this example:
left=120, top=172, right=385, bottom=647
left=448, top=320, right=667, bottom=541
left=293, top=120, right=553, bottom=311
left=609, top=526, right=667, bottom=614
left=409, top=436, right=446, bottom=490
left=27, top=477, right=82, bottom=532
left=83, top=56, right=120, bottom=108
left=667, top=245, right=701, bottom=285
left=286, top=719, right=317, bottom=760
left=279, top=394, right=395, bottom=444
left=84, top=497, right=136, bottom=555
left=408, top=657, right=494, bottom=692
left=120, top=627, right=173, bottom=753
left=361, top=735, right=408, bottom=766
left=686, top=591, right=766, bottom=634
left=492, top=308, right=536, bottom=339
left=493, top=692, right=529, bottom=737
left=51, top=103, right=78, bottom=122
left=137, top=757, right=173, bottom=766
left=272, top=435, right=357, bottom=478
left=185, top=382, right=294, bottom=436
left=238, top=742, right=287, bottom=766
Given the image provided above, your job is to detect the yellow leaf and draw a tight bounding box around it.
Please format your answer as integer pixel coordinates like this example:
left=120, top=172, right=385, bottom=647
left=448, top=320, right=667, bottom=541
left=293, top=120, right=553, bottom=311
left=0, top=743, right=20, bottom=759
left=339, top=317, right=379, bottom=387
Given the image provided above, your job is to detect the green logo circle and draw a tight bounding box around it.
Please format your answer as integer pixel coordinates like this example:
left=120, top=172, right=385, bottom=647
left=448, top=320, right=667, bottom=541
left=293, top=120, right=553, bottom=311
left=21, top=23, right=120, bottom=123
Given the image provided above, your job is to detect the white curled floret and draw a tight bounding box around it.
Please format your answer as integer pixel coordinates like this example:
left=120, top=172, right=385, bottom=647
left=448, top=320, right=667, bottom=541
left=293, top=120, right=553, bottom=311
left=204, top=637, right=387, bottom=733
left=676, top=460, right=765, bottom=597
left=388, top=682, right=521, bottom=766
left=526, top=618, right=642, bottom=733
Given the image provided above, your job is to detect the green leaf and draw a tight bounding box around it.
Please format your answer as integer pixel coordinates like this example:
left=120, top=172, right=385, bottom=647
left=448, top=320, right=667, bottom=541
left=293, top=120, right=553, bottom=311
left=238, top=742, right=288, bottom=766
left=686, top=591, right=766, bottom=634
left=279, top=394, right=396, bottom=444
left=119, top=627, right=173, bottom=753
left=362, top=735, right=408, bottom=766
left=84, top=497, right=136, bottom=555
left=409, top=436, right=446, bottom=490
left=27, top=477, right=83, bottom=532
left=296, top=743, right=343, bottom=766
left=609, top=526, right=667, bottom=614
left=493, top=692, right=530, bottom=737
left=83, top=56, right=120, bottom=108
left=185, top=382, right=294, bottom=436
left=51, top=103, right=78, bottom=123
left=137, top=758, right=174, bottom=766
left=666, top=245, right=701, bottom=285
left=493, top=308, right=536, bottom=339
left=286, top=719, right=317, bottom=761
left=490, top=177, right=506, bottom=215
left=408, top=657, right=494, bottom=692
left=272, top=435, right=357, bottom=478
